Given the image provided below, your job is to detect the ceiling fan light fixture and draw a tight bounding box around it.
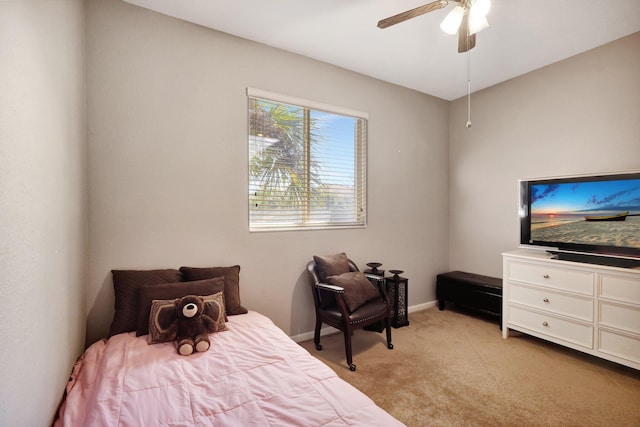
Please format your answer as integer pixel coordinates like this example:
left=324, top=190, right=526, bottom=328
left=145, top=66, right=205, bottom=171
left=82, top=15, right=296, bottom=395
left=439, top=6, right=464, bottom=35
left=470, top=0, right=491, bottom=19
left=469, top=15, right=489, bottom=35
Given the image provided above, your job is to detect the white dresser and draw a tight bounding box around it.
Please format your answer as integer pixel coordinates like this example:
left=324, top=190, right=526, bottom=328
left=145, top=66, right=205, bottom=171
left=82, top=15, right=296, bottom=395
left=502, top=249, right=640, bottom=370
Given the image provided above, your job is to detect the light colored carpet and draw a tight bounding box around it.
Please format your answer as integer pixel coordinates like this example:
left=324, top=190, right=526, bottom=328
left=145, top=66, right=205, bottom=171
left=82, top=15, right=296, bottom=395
left=298, top=307, right=640, bottom=427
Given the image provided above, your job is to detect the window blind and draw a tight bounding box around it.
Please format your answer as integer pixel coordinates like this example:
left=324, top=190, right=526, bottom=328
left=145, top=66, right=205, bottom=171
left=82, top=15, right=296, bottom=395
left=247, top=88, right=367, bottom=231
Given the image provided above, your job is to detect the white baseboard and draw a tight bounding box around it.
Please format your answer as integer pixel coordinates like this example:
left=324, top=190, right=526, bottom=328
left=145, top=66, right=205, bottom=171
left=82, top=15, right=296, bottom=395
left=291, top=300, right=437, bottom=343
left=291, top=326, right=339, bottom=343
left=409, top=300, right=436, bottom=313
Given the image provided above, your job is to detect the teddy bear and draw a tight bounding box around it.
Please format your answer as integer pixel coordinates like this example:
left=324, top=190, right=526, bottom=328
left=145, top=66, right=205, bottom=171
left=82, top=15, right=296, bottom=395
left=168, top=295, right=217, bottom=356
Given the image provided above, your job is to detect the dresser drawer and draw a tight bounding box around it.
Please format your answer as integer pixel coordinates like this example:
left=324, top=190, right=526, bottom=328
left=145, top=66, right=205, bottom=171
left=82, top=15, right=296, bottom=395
left=598, top=301, right=640, bottom=335
left=600, top=274, right=640, bottom=305
left=506, top=261, right=593, bottom=295
left=508, top=306, right=593, bottom=348
left=598, top=329, right=640, bottom=365
left=509, top=284, right=593, bottom=322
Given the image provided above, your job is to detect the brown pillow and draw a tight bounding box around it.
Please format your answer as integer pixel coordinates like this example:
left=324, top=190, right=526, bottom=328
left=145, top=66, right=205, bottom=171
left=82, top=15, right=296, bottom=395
left=313, top=253, right=350, bottom=283
left=180, top=265, right=248, bottom=315
left=136, top=277, right=226, bottom=336
left=108, top=269, right=182, bottom=338
left=147, top=292, right=227, bottom=345
left=327, top=271, right=380, bottom=312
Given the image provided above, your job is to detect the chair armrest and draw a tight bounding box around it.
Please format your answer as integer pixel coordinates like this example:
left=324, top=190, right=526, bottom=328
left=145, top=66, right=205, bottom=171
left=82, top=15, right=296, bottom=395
left=363, top=274, right=390, bottom=304
left=317, top=282, right=345, bottom=294
left=316, top=282, right=350, bottom=317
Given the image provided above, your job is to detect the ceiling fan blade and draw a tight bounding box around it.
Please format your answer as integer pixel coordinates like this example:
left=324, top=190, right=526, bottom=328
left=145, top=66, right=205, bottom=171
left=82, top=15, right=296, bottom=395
left=378, top=0, right=451, bottom=29
left=458, top=11, right=476, bottom=52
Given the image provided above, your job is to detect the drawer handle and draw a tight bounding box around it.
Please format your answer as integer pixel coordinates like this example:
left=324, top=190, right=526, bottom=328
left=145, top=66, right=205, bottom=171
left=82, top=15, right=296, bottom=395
left=543, top=274, right=550, bottom=279
left=543, top=298, right=550, bottom=303
left=542, top=321, right=549, bottom=327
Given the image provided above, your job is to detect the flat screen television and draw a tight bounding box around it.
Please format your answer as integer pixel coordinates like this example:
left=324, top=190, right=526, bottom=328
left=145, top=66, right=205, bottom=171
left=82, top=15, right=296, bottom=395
left=519, top=170, right=640, bottom=268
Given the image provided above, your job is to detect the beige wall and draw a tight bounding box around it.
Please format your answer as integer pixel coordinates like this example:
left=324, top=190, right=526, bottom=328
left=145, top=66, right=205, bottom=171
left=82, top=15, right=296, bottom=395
left=85, top=0, right=450, bottom=345
left=0, top=1, right=87, bottom=426
left=448, top=32, right=640, bottom=278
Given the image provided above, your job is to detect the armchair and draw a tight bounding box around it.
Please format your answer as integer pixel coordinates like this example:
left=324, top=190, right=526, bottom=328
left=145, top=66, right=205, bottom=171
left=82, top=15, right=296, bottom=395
left=307, top=254, right=393, bottom=371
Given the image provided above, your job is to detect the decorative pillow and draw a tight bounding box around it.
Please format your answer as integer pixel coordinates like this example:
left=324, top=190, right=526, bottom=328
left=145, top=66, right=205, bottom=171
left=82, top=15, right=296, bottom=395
left=327, top=271, right=381, bottom=312
left=136, top=277, right=226, bottom=336
left=179, top=265, right=248, bottom=315
left=313, top=253, right=350, bottom=283
left=108, top=269, right=182, bottom=338
left=200, top=293, right=227, bottom=332
left=147, top=292, right=227, bottom=345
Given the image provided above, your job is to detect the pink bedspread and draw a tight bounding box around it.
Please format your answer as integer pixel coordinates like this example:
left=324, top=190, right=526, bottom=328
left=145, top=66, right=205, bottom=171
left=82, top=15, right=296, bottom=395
left=55, top=311, right=404, bottom=426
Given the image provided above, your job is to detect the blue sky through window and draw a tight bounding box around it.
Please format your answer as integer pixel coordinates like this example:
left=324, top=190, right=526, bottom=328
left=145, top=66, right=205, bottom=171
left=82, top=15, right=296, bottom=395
left=312, top=110, right=356, bottom=186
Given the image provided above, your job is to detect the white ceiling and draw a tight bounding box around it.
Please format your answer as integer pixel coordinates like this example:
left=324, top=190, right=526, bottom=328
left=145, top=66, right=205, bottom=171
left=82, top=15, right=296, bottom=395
left=123, top=0, right=640, bottom=101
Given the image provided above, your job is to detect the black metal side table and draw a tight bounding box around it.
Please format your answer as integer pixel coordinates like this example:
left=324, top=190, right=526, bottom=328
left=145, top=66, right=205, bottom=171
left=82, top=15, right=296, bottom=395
left=385, top=270, right=409, bottom=328
left=363, top=262, right=386, bottom=333
left=364, top=262, right=385, bottom=278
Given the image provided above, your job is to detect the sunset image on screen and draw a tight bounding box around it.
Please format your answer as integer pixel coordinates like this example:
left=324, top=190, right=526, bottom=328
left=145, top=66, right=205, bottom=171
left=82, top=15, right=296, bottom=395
left=530, top=179, right=640, bottom=248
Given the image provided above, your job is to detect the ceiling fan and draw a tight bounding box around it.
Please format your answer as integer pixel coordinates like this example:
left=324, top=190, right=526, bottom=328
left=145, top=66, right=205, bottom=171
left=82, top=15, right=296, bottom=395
left=377, top=0, right=491, bottom=53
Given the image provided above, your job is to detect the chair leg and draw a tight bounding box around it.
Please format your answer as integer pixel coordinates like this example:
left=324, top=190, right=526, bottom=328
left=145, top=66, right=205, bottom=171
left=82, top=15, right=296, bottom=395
left=385, top=317, right=394, bottom=350
left=343, top=328, right=356, bottom=371
left=314, top=317, right=322, bottom=351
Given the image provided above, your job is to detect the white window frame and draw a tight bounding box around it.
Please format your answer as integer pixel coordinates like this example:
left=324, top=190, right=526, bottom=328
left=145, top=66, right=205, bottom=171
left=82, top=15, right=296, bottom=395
left=247, top=88, right=368, bottom=232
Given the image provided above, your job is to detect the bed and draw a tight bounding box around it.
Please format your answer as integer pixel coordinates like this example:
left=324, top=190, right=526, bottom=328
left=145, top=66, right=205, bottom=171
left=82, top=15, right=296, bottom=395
left=55, top=267, right=404, bottom=426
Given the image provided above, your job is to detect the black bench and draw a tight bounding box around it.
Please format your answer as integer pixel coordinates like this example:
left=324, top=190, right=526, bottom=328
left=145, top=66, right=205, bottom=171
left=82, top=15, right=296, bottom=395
left=436, top=271, right=502, bottom=325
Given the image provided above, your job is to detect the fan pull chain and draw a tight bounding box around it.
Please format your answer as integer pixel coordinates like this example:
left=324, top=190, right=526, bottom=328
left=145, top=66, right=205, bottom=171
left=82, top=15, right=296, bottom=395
left=466, top=30, right=472, bottom=128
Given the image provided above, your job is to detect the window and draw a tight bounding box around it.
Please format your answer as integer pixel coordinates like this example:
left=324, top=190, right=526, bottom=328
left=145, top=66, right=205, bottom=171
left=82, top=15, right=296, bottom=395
left=248, top=88, right=367, bottom=231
